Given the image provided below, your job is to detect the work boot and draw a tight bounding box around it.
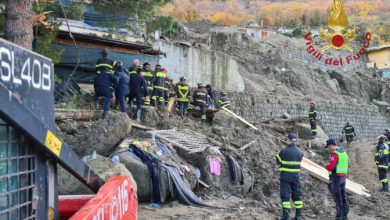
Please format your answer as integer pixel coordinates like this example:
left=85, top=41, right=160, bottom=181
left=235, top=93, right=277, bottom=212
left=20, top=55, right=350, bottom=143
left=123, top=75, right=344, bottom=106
left=275, top=208, right=290, bottom=220
left=136, top=110, right=142, bottom=122
left=379, top=182, right=389, bottom=192
left=294, top=209, right=302, bottom=220
left=103, top=111, right=109, bottom=120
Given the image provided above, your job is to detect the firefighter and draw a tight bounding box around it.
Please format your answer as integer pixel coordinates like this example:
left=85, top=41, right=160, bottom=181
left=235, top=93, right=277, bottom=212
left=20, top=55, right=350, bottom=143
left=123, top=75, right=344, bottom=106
left=324, top=139, right=349, bottom=220
left=129, top=59, right=141, bottom=75
left=114, top=62, right=130, bottom=113
left=385, top=129, right=390, bottom=172
left=205, top=84, right=215, bottom=109
left=275, top=133, right=303, bottom=220
left=175, top=76, right=191, bottom=117
left=96, top=49, right=116, bottom=74
left=341, top=122, right=356, bottom=145
left=192, top=83, right=208, bottom=124
left=94, top=69, right=118, bottom=119
left=385, top=129, right=390, bottom=145
left=142, top=62, right=154, bottom=106
left=129, top=67, right=149, bottom=122
left=308, top=100, right=317, bottom=138
left=165, top=77, right=175, bottom=105
left=152, top=66, right=167, bottom=107
left=218, top=91, right=231, bottom=109
left=375, top=135, right=389, bottom=192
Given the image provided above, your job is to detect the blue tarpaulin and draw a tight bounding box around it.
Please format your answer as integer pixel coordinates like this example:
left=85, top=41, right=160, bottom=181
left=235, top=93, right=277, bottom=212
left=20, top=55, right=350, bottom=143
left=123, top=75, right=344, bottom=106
left=53, top=43, right=158, bottom=83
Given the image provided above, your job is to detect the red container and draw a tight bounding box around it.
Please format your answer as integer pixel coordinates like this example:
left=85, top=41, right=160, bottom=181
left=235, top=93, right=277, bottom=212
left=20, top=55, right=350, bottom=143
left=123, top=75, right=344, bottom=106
left=68, top=176, right=137, bottom=220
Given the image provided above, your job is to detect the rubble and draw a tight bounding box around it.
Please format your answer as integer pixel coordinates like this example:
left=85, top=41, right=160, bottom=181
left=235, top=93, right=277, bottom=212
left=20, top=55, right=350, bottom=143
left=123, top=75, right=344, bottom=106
left=58, top=111, right=131, bottom=157
left=58, top=154, right=137, bottom=195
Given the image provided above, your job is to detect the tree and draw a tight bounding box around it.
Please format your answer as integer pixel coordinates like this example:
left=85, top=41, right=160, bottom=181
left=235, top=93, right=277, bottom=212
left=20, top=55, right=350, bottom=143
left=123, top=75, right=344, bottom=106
left=5, top=0, right=33, bottom=49
left=310, top=10, right=321, bottom=27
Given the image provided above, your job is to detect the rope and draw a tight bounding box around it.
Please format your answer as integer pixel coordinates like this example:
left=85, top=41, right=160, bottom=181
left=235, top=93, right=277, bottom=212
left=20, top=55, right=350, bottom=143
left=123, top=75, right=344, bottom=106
left=58, top=0, right=80, bottom=89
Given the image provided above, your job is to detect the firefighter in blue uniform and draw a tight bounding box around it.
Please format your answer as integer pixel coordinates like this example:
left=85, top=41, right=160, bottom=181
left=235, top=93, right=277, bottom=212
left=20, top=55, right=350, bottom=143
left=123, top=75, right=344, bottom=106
left=152, top=66, right=167, bottom=107
left=129, top=59, right=141, bottom=75
left=142, top=62, right=154, bottom=106
left=385, top=129, right=390, bottom=166
left=175, top=76, right=191, bottom=117
left=192, top=83, right=208, bottom=124
left=94, top=69, right=118, bottom=119
left=129, top=67, right=148, bottom=122
left=114, top=62, right=130, bottom=113
left=376, top=135, right=389, bottom=192
left=96, top=49, right=116, bottom=74
left=218, top=91, right=231, bottom=109
left=341, top=122, right=356, bottom=145
left=276, top=133, right=304, bottom=220
left=308, top=100, right=317, bottom=138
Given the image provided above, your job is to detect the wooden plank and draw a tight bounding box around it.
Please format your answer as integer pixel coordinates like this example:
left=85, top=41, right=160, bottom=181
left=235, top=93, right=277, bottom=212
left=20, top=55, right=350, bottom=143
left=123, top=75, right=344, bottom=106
left=222, top=107, right=258, bottom=130
left=131, top=123, right=154, bottom=131
left=55, top=109, right=101, bottom=121
left=301, top=157, right=370, bottom=197
left=167, top=97, right=176, bottom=113
left=189, top=148, right=207, bottom=154
left=239, top=139, right=258, bottom=151
left=198, top=179, right=210, bottom=188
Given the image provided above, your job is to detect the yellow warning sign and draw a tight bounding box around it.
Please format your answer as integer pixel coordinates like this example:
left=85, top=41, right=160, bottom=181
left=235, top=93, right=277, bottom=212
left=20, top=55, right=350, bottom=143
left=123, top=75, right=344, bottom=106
left=44, top=130, right=62, bottom=156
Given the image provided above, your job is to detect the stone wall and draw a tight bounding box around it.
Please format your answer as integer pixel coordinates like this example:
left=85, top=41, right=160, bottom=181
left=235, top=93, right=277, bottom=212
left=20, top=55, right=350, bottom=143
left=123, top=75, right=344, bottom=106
left=229, top=93, right=388, bottom=139
left=153, top=41, right=245, bottom=92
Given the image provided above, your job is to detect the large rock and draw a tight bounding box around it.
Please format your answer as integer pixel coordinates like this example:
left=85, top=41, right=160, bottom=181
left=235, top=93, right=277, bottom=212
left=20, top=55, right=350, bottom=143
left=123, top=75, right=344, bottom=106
left=116, top=151, right=152, bottom=201
left=196, top=148, right=253, bottom=195
left=294, top=122, right=327, bottom=140
left=58, top=155, right=136, bottom=195
left=62, top=112, right=131, bottom=157
left=213, top=111, right=248, bottom=130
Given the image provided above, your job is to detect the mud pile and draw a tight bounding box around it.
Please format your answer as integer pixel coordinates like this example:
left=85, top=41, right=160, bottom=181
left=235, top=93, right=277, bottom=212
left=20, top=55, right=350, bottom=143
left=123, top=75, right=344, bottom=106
left=137, top=108, right=389, bottom=220
left=55, top=105, right=389, bottom=219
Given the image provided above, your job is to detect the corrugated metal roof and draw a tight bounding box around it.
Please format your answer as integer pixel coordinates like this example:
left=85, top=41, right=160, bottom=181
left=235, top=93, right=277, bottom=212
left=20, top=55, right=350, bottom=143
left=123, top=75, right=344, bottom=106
left=58, top=18, right=144, bottom=45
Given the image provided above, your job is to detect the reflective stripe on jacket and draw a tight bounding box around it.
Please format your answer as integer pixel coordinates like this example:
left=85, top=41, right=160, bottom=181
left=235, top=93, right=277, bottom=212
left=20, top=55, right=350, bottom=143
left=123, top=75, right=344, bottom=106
left=176, top=84, right=190, bottom=102
left=96, top=57, right=115, bottom=74
left=308, top=107, right=317, bottom=119
left=153, top=71, right=167, bottom=90
left=276, top=144, right=303, bottom=173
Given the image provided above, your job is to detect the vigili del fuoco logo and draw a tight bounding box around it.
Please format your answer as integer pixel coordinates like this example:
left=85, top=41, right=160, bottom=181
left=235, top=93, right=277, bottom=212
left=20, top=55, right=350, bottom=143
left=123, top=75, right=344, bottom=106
left=304, top=0, right=371, bottom=67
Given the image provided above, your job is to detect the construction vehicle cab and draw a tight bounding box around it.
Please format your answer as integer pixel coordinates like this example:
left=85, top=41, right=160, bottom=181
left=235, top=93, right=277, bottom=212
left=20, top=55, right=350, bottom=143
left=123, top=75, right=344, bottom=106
left=0, top=39, right=136, bottom=219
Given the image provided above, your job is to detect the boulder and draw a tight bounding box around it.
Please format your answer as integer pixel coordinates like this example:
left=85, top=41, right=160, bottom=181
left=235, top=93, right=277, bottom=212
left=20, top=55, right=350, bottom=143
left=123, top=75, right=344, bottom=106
left=115, top=152, right=152, bottom=202
left=294, top=123, right=327, bottom=140
left=58, top=155, right=136, bottom=195
left=196, top=148, right=253, bottom=195
left=62, top=112, right=131, bottom=157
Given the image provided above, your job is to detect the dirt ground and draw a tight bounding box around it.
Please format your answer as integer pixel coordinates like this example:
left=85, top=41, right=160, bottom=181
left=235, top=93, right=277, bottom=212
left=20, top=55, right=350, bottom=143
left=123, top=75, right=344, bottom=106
left=135, top=111, right=390, bottom=220
left=55, top=105, right=389, bottom=220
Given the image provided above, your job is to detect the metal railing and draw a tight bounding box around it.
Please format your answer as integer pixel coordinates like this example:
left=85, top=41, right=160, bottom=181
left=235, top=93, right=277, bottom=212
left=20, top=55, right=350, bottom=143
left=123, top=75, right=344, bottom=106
left=0, top=120, right=37, bottom=220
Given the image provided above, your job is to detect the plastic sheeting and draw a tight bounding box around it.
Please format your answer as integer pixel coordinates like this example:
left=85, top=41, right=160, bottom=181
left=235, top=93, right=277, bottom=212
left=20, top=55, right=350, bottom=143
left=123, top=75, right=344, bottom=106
left=53, top=43, right=159, bottom=83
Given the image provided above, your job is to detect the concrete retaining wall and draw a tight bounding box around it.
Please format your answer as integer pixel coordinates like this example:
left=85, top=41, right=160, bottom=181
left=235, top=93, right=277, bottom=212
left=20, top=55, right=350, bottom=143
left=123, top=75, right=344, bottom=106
left=153, top=41, right=245, bottom=92
left=230, top=93, right=388, bottom=139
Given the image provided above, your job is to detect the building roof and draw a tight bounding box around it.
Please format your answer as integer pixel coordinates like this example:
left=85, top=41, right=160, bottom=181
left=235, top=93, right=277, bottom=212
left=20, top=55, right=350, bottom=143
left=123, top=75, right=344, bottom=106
left=58, top=19, right=148, bottom=48
left=367, top=44, right=390, bottom=52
